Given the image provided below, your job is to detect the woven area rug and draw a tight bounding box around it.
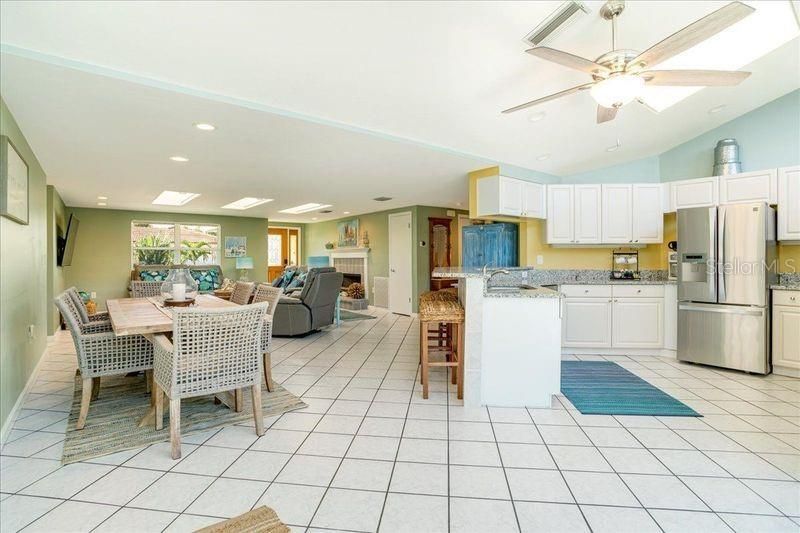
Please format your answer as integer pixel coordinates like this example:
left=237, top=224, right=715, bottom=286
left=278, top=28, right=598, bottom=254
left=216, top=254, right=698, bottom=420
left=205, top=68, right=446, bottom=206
left=62, top=374, right=306, bottom=464
left=340, top=309, right=376, bottom=321
left=561, top=360, right=700, bottom=417
left=197, top=505, right=290, bottom=533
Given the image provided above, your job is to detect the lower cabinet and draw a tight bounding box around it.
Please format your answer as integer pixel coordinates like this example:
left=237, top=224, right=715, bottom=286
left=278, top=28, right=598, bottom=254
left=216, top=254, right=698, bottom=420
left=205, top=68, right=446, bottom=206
left=773, top=290, right=800, bottom=376
left=562, top=284, right=665, bottom=350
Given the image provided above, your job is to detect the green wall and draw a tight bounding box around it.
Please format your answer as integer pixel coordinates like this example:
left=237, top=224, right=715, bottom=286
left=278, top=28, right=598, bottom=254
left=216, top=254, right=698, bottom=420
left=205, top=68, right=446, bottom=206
left=46, top=185, right=67, bottom=334
left=660, top=89, right=800, bottom=181
left=64, top=207, right=269, bottom=309
left=0, top=97, right=48, bottom=430
left=302, top=205, right=466, bottom=312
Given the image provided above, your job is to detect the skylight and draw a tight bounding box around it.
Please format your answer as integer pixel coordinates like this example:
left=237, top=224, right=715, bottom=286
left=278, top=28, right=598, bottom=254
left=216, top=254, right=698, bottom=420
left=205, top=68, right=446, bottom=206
left=221, top=197, right=273, bottom=210
left=278, top=203, right=332, bottom=214
left=152, top=190, right=200, bottom=206
left=640, top=1, right=800, bottom=112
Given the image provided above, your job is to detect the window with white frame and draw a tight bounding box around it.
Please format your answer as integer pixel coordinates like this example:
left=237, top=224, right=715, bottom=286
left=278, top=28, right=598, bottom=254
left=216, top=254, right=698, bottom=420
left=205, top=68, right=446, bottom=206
left=131, top=221, right=220, bottom=266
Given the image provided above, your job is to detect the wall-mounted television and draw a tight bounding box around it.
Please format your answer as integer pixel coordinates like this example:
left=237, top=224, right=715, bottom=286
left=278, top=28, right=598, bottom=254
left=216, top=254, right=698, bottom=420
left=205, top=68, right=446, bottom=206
left=57, top=214, right=79, bottom=267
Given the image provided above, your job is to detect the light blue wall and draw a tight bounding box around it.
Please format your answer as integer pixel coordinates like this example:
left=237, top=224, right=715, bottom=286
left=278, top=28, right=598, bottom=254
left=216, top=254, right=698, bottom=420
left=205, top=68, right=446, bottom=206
left=500, top=163, right=561, bottom=184
left=659, top=89, right=800, bottom=181
left=562, top=156, right=660, bottom=184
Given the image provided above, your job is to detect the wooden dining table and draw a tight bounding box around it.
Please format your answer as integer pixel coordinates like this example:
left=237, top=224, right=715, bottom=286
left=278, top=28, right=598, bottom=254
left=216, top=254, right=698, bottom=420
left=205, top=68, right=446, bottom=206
left=105, top=293, right=249, bottom=427
left=106, top=293, right=240, bottom=337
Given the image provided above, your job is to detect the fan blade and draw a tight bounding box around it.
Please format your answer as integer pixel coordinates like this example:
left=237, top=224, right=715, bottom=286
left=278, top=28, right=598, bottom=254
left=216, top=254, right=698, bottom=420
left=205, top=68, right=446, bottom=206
left=597, top=105, right=618, bottom=124
left=628, top=1, right=755, bottom=71
left=526, top=47, right=610, bottom=77
left=502, top=83, right=593, bottom=114
left=641, top=69, right=750, bottom=86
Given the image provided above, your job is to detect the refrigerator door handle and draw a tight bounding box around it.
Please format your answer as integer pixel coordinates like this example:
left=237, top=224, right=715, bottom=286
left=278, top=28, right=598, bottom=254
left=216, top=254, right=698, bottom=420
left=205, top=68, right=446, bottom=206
left=679, top=303, right=764, bottom=317
left=718, top=207, right=726, bottom=302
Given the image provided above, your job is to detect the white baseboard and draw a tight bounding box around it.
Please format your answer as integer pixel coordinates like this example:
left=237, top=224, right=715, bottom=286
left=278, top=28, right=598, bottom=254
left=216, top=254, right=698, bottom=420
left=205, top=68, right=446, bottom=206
left=563, top=347, right=677, bottom=358
left=0, top=345, right=49, bottom=445
left=773, top=365, right=800, bottom=378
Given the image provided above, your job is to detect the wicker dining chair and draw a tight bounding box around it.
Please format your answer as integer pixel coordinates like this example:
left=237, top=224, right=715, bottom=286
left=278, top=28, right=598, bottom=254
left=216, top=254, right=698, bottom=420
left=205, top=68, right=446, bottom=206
left=131, top=280, right=163, bottom=298
left=66, top=286, right=110, bottom=323
left=229, top=281, right=256, bottom=305
left=152, top=303, right=270, bottom=459
left=251, top=284, right=283, bottom=392
left=54, top=292, right=154, bottom=429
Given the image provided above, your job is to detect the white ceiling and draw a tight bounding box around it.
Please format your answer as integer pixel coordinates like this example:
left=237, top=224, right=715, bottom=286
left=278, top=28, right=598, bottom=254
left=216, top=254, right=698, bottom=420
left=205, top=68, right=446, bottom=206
left=1, top=1, right=799, bottom=221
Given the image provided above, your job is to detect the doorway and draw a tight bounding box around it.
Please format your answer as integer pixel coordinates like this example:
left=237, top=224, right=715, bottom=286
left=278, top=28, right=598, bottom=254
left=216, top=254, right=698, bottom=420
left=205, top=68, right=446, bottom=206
left=267, top=226, right=301, bottom=282
left=388, top=211, right=413, bottom=315
left=429, top=217, right=455, bottom=291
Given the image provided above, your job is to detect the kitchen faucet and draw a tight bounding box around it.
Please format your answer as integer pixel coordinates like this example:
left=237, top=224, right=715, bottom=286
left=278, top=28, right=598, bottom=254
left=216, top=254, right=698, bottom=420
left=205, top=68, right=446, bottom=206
left=483, top=264, right=510, bottom=282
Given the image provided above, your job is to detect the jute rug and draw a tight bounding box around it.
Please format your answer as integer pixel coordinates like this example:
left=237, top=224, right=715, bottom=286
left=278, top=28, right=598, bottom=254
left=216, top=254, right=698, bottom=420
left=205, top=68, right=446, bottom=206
left=196, top=505, right=290, bottom=533
left=62, top=374, right=306, bottom=465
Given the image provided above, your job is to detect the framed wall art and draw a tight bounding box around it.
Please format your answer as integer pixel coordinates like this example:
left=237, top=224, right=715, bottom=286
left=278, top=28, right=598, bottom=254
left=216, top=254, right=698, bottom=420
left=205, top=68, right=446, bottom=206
left=0, top=135, right=29, bottom=225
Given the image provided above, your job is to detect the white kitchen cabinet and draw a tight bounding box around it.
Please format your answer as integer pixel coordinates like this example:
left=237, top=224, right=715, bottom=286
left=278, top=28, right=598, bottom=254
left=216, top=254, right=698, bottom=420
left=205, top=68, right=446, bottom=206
left=562, top=298, right=613, bottom=348
left=719, top=169, right=777, bottom=205
left=573, top=185, right=602, bottom=244
left=669, top=176, right=719, bottom=211
left=773, top=290, right=800, bottom=377
left=476, top=175, right=523, bottom=218
left=602, top=184, right=633, bottom=243
left=632, top=184, right=664, bottom=243
left=522, top=181, right=546, bottom=218
left=663, top=283, right=677, bottom=351
left=778, top=166, right=800, bottom=241
left=612, top=298, right=665, bottom=349
left=546, top=185, right=574, bottom=244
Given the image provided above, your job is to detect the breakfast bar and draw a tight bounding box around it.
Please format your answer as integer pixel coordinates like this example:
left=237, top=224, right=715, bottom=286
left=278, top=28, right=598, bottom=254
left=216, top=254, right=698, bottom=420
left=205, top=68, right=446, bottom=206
left=432, top=267, right=562, bottom=408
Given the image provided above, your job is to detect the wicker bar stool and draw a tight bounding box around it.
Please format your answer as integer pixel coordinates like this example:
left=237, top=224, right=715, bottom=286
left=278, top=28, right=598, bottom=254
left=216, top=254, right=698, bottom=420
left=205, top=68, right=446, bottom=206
left=419, top=297, right=464, bottom=399
left=419, top=289, right=460, bottom=380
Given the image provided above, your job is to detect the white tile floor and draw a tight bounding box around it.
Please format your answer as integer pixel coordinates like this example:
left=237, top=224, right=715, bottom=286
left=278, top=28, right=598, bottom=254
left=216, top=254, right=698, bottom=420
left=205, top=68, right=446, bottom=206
left=2, top=308, right=800, bottom=532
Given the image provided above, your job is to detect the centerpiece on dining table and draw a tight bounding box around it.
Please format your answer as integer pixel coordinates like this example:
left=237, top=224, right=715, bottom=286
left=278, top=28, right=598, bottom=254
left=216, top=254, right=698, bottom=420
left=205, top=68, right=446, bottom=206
left=160, top=268, right=198, bottom=307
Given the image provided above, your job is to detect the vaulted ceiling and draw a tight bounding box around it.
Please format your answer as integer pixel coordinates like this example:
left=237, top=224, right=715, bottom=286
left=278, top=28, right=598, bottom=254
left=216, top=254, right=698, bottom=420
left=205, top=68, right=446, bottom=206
left=1, top=1, right=798, bottom=221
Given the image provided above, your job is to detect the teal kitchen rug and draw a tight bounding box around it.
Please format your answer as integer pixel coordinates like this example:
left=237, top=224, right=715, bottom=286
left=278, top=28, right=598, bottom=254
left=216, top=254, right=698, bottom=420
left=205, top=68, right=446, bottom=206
left=561, top=360, right=700, bottom=417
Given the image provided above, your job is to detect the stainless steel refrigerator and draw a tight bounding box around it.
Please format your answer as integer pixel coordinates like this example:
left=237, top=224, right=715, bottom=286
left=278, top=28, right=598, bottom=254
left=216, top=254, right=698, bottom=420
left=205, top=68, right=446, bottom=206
left=677, top=203, right=777, bottom=374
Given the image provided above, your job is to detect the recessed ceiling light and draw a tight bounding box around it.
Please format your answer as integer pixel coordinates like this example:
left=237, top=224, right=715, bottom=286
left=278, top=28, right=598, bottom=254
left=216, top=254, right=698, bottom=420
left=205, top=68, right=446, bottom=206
left=278, top=203, right=332, bottom=214
left=221, top=197, right=273, bottom=210
left=343, top=211, right=351, bottom=215
left=708, top=104, right=727, bottom=114
left=169, top=156, right=189, bottom=162
left=536, top=153, right=551, bottom=161
left=152, top=190, right=200, bottom=206
left=311, top=217, right=318, bottom=221
left=97, top=196, right=107, bottom=200
left=97, top=202, right=107, bottom=207
left=194, top=123, right=216, bottom=131
left=528, top=111, right=546, bottom=122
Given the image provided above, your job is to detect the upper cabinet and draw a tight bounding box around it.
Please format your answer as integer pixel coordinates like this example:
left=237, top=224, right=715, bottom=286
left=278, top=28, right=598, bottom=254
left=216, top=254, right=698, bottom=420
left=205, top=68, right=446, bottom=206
left=601, top=184, right=633, bottom=243
left=668, top=176, right=719, bottom=212
left=719, top=169, right=777, bottom=205
left=601, top=184, right=663, bottom=244
left=778, top=166, right=800, bottom=241
left=476, top=175, right=544, bottom=219
left=546, top=184, right=602, bottom=244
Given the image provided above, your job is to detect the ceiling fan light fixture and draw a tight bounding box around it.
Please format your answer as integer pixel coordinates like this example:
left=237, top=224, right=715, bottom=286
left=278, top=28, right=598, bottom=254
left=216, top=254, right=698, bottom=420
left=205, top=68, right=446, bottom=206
left=590, top=74, right=644, bottom=108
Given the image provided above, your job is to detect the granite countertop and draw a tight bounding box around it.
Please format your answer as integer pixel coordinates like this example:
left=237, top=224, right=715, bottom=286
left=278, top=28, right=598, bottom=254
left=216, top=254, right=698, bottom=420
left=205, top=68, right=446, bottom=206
left=771, top=284, right=800, bottom=292
left=431, top=267, right=486, bottom=279
left=552, top=279, right=677, bottom=286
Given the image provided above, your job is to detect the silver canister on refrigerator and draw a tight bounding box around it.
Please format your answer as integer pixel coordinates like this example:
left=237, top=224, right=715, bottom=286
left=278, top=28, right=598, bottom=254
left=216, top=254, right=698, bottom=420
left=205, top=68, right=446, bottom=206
left=713, top=138, right=742, bottom=176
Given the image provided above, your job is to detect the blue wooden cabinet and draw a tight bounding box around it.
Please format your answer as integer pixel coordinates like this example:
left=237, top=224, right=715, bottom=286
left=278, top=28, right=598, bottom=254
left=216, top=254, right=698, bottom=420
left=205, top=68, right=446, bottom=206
left=462, top=223, right=519, bottom=268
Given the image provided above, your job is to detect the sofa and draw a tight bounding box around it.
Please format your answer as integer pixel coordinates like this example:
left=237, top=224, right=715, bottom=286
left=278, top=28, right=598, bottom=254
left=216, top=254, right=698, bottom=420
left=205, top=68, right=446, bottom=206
left=130, top=264, right=223, bottom=293
left=273, top=267, right=343, bottom=336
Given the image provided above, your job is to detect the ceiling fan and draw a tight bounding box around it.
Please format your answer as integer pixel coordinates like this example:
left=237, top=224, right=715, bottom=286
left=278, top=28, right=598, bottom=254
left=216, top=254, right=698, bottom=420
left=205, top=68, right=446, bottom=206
left=503, top=0, right=755, bottom=123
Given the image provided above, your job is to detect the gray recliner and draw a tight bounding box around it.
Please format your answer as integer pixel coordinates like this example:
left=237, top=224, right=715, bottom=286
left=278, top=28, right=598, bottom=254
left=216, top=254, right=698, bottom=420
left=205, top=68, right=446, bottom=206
left=273, top=267, right=344, bottom=336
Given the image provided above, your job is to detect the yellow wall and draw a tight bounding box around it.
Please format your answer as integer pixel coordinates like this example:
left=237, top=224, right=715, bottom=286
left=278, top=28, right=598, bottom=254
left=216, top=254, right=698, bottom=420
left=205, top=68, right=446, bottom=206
left=779, top=244, right=800, bottom=273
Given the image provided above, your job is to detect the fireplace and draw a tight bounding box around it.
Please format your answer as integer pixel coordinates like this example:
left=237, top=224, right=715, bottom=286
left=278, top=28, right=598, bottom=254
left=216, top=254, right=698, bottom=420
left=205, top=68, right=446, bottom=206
left=330, top=248, right=370, bottom=299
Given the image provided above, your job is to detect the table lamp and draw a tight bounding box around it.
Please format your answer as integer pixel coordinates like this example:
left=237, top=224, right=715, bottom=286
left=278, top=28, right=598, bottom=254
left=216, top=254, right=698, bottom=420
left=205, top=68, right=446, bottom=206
left=236, top=256, right=254, bottom=281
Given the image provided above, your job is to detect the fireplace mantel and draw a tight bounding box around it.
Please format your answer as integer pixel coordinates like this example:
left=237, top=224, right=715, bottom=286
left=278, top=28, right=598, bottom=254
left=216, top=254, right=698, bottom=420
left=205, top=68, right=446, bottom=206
left=329, top=248, right=370, bottom=298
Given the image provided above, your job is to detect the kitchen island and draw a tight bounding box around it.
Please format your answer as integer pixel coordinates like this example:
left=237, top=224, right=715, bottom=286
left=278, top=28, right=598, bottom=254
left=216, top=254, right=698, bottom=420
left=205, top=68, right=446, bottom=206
left=432, top=267, right=562, bottom=408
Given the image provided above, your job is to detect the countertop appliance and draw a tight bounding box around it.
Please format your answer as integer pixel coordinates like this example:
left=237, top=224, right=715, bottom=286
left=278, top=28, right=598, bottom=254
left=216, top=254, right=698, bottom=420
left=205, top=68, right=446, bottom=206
left=667, top=251, right=678, bottom=281
left=611, top=251, right=639, bottom=280
left=677, top=203, right=776, bottom=374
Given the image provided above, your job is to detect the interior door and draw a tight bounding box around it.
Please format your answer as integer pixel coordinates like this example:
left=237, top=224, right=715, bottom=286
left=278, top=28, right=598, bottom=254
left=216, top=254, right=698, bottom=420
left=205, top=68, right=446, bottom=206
left=267, top=228, right=288, bottom=282
left=388, top=212, right=413, bottom=315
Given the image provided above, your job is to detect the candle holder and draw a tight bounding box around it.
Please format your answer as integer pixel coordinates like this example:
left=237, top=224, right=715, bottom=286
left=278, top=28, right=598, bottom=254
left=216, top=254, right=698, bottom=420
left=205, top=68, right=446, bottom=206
left=160, top=267, right=199, bottom=303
